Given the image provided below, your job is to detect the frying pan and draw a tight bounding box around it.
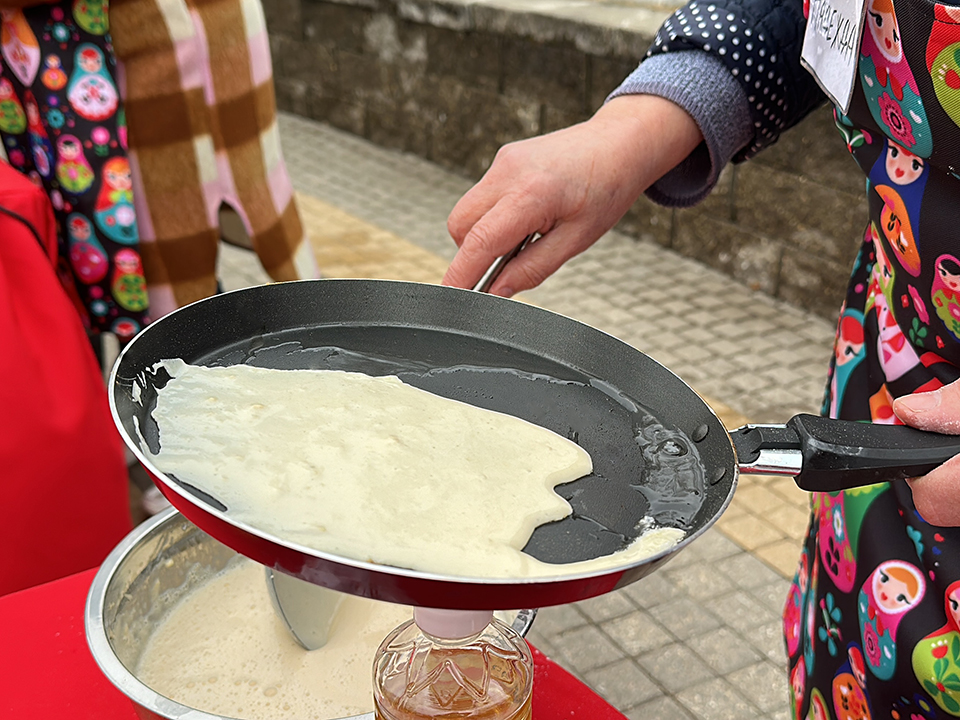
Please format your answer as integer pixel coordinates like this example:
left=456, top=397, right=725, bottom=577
left=110, top=279, right=960, bottom=610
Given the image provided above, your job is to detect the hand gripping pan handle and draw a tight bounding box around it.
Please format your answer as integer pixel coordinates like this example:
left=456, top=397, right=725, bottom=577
left=731, top=414, right=960, bottom=492
left=472, top=234, right=536, bottom=293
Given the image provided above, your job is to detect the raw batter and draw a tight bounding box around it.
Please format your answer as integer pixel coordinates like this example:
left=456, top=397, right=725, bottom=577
left=145, top=360, right=684, bottom=578
left=137, top=557, right=411, bottom=719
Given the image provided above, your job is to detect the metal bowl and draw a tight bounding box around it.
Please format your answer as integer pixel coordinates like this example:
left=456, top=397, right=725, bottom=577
left=85, top=508, right=537, bottom=720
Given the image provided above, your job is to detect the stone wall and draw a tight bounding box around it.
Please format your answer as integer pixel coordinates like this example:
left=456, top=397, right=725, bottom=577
left=264, top=0, right=867, bottom=321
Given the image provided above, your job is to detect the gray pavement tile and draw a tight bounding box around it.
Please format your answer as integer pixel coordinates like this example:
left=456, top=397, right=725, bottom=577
left=704, top=590, right=781, bottom=635
left=749, top=385, right=823, bottom=414
left=673, top=327, right=713, bottom=353
left=694, top=378, right=743, bottom=405
left=730, top=344, right=795, bottom=371
left=606, top=289, right=642, bottom=310
left=697, top=352, right=740, bottom=379
left=575, top=589, right=638, bottom=623
left=636, top=643, right=716, bottom=694
left=675, top=677, right=763, bottom=720
left=563, top=255, right=604, bottom=274
left=786, top=342, right=834, bottom=366
left=529, top=603, right=589, bottom=639
left=525, top=628, right=559, bottom=659
left=651, top=543, right=700, bottom=572
left=776, top=307, right=822, bottom=332
left=754, top=367, right=802, bottom=389
left=787, top=375, right=829, bottom=404
left=797, top=363, right=831, bottom=384
left=709, top=319, right=764, bottom=343
left=639, top=323, right=692, bottom=352
left=649, top=596, right=724, bottom=642
left=743, top=301, right=782, bottom=321
left=660, top=529, right=741, bottom=568
left=673, top=365, right=713, bottom=388
left=645, top=349, right=688, bottom=373
left=597, top=306, right=639, bottom=329
left=601, top=610, right=674, bottom=656
left=217, top=243, right=268, bottom=282
left=597, top=267, right=626, bottom=285
left=800, top=376, right=831, bottom=401
left=584, top=658, right=662, bottom=709
left=798, top=323, right=837, bottom=345
left=750, top=578, right=793, bottom=616
left=711, top=552, right=788, bottom=591
left=749, top=334, right=793, bottom=357
left=620, top=571, right=684, bottom=609
left=727, top=660, right=791, bottom=713
left=624, top=695, right=697, bottom=720
left=724, top=376, right=776, bottom=403
left=551, top=625, right=626, bottom=675
left=663, top=561, right=738, bottom=602
left=686, top=626, right=764, bottom=676
left=741, top=620, right=790, bottom=666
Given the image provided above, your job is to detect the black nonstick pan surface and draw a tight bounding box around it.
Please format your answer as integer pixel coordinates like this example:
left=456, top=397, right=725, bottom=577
left=110, top=279, right=960, bottom=609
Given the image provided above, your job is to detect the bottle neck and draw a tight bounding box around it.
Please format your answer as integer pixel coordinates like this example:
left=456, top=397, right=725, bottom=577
left=413, top=608, right=494, bottom=640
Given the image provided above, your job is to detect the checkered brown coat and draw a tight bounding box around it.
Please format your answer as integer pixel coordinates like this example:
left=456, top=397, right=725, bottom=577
left=110, top=0, right=317, bottom=315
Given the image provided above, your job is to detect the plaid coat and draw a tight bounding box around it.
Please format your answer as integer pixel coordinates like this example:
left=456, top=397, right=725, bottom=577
left=109, top=0, right=317, bottom=315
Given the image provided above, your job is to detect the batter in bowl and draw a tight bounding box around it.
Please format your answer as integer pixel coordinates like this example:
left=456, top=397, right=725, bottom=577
left=137, top=557, right=412, bottom=719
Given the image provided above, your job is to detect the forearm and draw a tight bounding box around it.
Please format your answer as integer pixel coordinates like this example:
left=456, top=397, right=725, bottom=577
left=585, top=93, right=704, bottom=202
left=607, top=51, right=752, bottom=207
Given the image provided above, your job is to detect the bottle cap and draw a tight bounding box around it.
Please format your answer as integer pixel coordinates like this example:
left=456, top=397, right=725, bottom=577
left=413, top=608, right=494, bottom=639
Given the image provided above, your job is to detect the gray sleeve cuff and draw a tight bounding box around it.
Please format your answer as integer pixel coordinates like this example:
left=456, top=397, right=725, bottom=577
left=607, top=51, right=753, bottom=208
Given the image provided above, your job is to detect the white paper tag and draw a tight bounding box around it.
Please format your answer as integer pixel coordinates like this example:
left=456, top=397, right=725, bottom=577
left=800, top=0, right=868, bottom=113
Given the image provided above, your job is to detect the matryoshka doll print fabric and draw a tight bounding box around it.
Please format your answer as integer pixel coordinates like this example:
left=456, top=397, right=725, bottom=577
left=786, top=0, right=960, bottom=716
left=0, top=2, right=147, bottom=342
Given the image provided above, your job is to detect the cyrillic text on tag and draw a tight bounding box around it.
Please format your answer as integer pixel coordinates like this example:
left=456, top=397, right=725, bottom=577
left=800, top=0, right=867, bottom=113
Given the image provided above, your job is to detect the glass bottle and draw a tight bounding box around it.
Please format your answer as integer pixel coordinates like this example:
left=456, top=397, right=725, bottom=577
left=373, top=608, right=533, bottom=719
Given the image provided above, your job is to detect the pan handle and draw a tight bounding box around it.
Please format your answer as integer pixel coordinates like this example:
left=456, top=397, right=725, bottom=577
left=731, top=414, right=960, bottom=492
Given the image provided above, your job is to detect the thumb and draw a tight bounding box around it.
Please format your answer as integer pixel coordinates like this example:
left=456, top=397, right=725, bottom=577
left=905, top=454, right=960, bottom=527
left=893, top=380, right=960, bottom=434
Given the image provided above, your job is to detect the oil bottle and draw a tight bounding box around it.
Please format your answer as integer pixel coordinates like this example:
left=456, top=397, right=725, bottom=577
left=373, top=608, right=533, bottom=719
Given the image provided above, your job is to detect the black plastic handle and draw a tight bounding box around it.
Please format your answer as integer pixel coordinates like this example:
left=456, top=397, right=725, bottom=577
left=787, top=414, right=960, bottom=492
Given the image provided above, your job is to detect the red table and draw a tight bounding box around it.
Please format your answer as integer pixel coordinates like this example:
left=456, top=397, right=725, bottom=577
left=0, top=569, right=628, bottom=719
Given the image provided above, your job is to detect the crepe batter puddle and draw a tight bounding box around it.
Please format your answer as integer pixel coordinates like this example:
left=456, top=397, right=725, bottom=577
left=145, top=360, right=684, bottom=578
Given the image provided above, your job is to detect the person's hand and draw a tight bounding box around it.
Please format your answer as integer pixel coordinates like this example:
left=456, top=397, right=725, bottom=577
left=443, top=95, right=703, bottom=296
left=893, top=380, right=960, bottom=526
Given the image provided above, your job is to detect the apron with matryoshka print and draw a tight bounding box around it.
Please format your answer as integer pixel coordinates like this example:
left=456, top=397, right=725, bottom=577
left=785, top=0, right=960, bottom=717
left=0, top=4, right=150, bottom=343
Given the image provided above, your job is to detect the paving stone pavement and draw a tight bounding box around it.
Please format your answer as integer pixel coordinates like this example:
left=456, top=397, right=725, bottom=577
left=215, top=112, right=845, bottom=720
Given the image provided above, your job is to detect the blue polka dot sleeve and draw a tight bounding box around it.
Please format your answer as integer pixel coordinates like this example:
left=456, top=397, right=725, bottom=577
left=647, top=0, right=826, bottom=159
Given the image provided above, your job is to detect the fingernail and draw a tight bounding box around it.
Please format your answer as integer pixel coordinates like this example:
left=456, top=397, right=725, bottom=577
left=496, top=287, right=515, bottom=299
left=898, top=389, right=942, bottom=413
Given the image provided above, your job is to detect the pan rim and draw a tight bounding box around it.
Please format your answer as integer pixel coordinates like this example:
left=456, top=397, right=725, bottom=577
left=109, top=279, right=740, bottom=593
